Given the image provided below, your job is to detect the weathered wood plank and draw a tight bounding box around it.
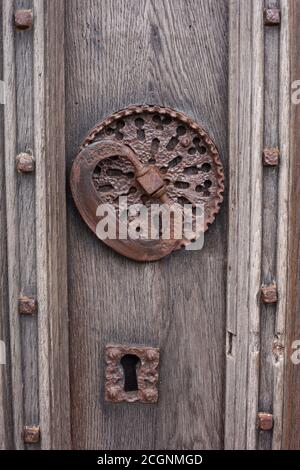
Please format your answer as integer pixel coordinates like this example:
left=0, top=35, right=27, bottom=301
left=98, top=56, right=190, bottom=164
left=225, top=0, right=264, bottom=450
left=272, top=0, right=290, bottom=450
left=66, top=0, right=228, bottom=450
left=3, top=0, right=25, bottom=450
left=0, top=0, right=14, bottom=451
left=257, top=0, right=280, bottom=452
left=282, top=0, right=300, bottom=450
left=15, top=0, right=39, bottom=449
left=33, top=0, right=71, bottom=449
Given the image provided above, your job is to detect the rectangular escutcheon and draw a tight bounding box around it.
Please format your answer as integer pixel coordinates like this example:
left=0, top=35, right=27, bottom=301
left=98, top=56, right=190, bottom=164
left=105, top=344, right=160, bottom=404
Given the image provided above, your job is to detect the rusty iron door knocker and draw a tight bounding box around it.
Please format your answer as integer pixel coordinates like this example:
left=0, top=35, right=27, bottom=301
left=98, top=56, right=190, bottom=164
left=70, top=105, right=224, bottom=261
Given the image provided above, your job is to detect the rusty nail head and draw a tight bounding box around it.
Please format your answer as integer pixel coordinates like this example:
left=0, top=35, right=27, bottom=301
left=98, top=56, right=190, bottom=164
left=261, top=283, right=278, bottom=304
left=14, top=9, right=33, bottom=30
left=23, top=425, right=40, bottom=444
left=264, top=8, right=281, bottom=26
left=257, top=412, right=273, bottom=431
left=262, top=147, right=280, bottom=166
left=16, top=152, right=35, bottom=173
left=18, top=296, right=38, bottom=315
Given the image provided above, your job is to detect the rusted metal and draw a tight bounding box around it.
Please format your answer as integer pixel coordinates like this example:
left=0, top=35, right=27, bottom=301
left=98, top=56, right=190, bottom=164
left=16, top=152, right=35, bottom=173
left=14, top=9, right=33, bottom=30
left=257, top=412, right=274, bottom=431
left=105, top=344, right=160, bottom=404
left=264, top=8, right=281, bottom=26
left=18, top=296, right=38, bottom=315
left=136, top=166, right=166, bottom=197
left=262, top=147, right=280, bottom=166
left=23, top=425, right=40, bottom=444
left=261, top=282, right=278, bottom=304
left=70, top=105, right=224, bottom=261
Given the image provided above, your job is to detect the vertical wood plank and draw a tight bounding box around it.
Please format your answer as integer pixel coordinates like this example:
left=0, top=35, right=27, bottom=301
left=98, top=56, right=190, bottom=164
left=33, top=0, right=71, bottom=449
left=225, top=0, right=264, bottom=450
left=272, top=0, right=290, bottom=450
left=282, top=0, right=300, bottom=450
left=66, top=0, right=228, bottom=450
left=258, top=0, right=280, bottom=451
left=2, top=0, right=25, bottom=450
left=0, top=0, right=14, bottom=450
left=15, top=0, right=40, bottom=447
left=247, top=0, right=264, bottom=450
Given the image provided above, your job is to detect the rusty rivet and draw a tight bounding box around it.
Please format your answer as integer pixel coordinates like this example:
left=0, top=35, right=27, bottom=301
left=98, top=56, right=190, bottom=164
left=18, top=296, right=38, bottom=315
left=257, top=412, right=273, bottom=431
left=181, top=137, right=191, bottom=148
left=106, top=385, right=120, bottom=401
left=145, top=349, right=159, bottom=362
left=23, top=425, right=40, bottom=444
left=16, top=152, right=35, bottom=173
left=264, top=8, right=281, bottom=26
left=261, top=283, right=278, bottom=304
left=262, top=147, right=280, bottom=166
left=14, top=9, right=33, bottom=30
left=107, top=347, right=120, bottom=360
left=141, top=388, right=158, bottom=403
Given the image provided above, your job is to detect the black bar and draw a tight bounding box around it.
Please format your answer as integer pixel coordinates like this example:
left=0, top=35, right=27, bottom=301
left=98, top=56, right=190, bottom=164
left=0, top=450, right=297, bottom=468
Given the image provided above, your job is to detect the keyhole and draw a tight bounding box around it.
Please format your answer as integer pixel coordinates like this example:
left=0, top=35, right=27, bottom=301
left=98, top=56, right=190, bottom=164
left=120, top=354, right=140, bottom=392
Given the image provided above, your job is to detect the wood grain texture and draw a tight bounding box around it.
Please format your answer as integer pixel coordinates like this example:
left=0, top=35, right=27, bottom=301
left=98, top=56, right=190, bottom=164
left=3, top=0, right=25, bottom=450
left=0, top=0, right=14, bottom=451
left=15, top=0, right=39, bottom=449
left=33, top=0, right=70, bottom=449
left=282, top=0, right=300, bottom=450
left=257, top=0, right=280, bottom=452
left=225, top=0, right=264, bottom=450
left=272, top=0, right=290, bottom=450
left=65, top=0, right=228, bottom=450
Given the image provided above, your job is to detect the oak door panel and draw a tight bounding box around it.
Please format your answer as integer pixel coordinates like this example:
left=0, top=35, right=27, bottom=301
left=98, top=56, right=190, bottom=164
left=65, top=0, right=228, bottom=450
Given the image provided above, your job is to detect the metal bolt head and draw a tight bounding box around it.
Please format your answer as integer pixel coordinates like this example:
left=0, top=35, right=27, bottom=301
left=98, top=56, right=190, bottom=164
left=262, top=147, right=280, bottom=166
left=14, top=9, right=33, bottom=31
left=264, top=8, right=281, bottom=26
left=16, top=152, right=35, bottom=173
left=257, top=412, right=273, bottom=431
left=18, top=296, right=38, bottom=315
left=23, top=425, right=40, bottom=444
left=261, top=283, right=278, bottom=304
left=136, top=166, right=165, bottom=197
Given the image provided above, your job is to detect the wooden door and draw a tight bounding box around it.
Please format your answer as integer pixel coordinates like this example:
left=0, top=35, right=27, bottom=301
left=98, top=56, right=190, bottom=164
left=65, top=0, right=228, bottom=450
left=1, top=0, right=300, bottom=451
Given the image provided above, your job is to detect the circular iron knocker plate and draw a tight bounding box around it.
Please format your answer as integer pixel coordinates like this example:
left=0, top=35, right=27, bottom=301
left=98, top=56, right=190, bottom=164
left=70, top=105, right=224, bottom=261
